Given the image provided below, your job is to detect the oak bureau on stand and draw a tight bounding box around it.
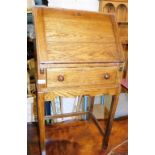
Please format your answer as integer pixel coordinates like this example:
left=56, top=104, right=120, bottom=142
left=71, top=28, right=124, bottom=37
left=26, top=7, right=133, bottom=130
left=33, top=6, right=125, bottom=155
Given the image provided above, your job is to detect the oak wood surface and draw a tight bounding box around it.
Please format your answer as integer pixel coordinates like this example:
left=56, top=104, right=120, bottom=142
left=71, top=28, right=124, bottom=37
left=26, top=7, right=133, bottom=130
left=33, top=7, right=124, bottom=64
left=44, top=86, right=121, bottom=99
left=33, top=6, right=125, bottom=155
left=118, top=23, right=128, bottom=43
left=99, top=0, right=128, bottom=84
left=103, top=95, right=120, bottom=148
left=33, top=8, right=47, bottom=63
left=40, top=62, right=124, bottom=69
left=37, top=92, right=46, bottom=155
left=99, top=0, right=128, bottom=43
left=47, top=67, right=118, bottom=88
left=45, top=111, right=88, bottom=120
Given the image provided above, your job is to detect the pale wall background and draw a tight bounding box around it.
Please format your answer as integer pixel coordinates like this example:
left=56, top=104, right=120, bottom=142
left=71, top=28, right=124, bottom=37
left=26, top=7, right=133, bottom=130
left=48, top=0, right=99, bottom=12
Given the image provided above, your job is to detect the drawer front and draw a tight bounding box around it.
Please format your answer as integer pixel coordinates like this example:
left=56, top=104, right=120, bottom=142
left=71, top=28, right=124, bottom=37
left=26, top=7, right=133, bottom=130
left=47, top=67, right=119, bottom=88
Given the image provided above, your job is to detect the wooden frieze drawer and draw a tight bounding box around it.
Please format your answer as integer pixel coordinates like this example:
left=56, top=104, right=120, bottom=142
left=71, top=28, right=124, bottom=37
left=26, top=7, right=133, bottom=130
left=47, top=67, right=120, bottom=88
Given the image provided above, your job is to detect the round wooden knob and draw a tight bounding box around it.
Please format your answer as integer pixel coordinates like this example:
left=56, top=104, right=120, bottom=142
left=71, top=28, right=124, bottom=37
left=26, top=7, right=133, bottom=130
left=57, top=75, right=64, bottom=82
left=119, top=66, right=124, bottom=71
left=104, top=73, right=110, bottom=80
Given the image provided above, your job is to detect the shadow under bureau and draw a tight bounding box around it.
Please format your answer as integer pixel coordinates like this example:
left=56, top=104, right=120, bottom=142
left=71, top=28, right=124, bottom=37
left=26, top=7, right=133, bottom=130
left=33, top=6, right=125, bottom=155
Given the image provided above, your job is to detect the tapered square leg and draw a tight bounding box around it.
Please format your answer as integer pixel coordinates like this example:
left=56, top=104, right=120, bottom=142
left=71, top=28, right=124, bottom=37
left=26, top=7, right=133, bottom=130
left=102, top=94, right=119, bottom=149
left=37, top=92, right=46, bottom=155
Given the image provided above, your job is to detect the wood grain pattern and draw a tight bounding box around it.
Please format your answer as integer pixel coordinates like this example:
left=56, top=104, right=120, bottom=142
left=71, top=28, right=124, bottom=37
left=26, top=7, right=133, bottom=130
left=47, top=67, right=119, bottom=88
left=44, top=86, right=121, bottom=100
left=47, top=42, right=119, bottom=63
left=116, top=4, right=128, bottom=22
left=44, top=18, right=115, bottom=43
left=99, top=0, right=128, bottom=85
left=103, top=95, right=120, bottom=148
left=45, top=112, right=88, bottom=120
left=118, top=23, right=128, bottom=43
left=111, top=16, right=124, bottom=62
left=33, top=7, right=125, bottom=155
left=37, top=92, right=46, bottom=155
left=32, top=8, right=47, bottom=62
left=33, top=7, right=124, bottom=63
left=99, top=0, right=128, bottom=43
left=99, top=0, right=128, bottom=14
left=40, top=62, right=124, bottom=68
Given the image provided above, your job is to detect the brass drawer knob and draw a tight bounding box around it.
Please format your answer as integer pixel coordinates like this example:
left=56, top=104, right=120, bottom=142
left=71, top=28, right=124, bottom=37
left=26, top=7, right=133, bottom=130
left=58, top=75, right=64, bottom=82
left=104, top=73, right=110, bottom=80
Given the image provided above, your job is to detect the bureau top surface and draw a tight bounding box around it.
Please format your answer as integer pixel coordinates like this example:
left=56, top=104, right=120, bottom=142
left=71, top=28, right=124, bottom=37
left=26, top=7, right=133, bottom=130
left=33, top=7, right=124, bottom=64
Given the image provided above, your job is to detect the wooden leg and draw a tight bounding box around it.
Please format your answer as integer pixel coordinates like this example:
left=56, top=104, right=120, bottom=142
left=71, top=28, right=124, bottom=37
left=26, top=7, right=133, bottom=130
left=38, top=92, right=46, bottom=155
left=88, top=96, right=95, bottom=120
left=102, top=94, right=119, bottom=149
left=76, top=96, right=83, bottom=120
left=59, top=97, right=63, bottom=121
left=51, top=99, right=57, bottom=123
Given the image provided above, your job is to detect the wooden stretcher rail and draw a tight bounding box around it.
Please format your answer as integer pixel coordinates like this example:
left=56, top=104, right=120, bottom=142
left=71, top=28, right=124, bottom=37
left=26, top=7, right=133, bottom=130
left=44, top=111, right=105, bottom=138
left=45, top=111, right=88, bottom=119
